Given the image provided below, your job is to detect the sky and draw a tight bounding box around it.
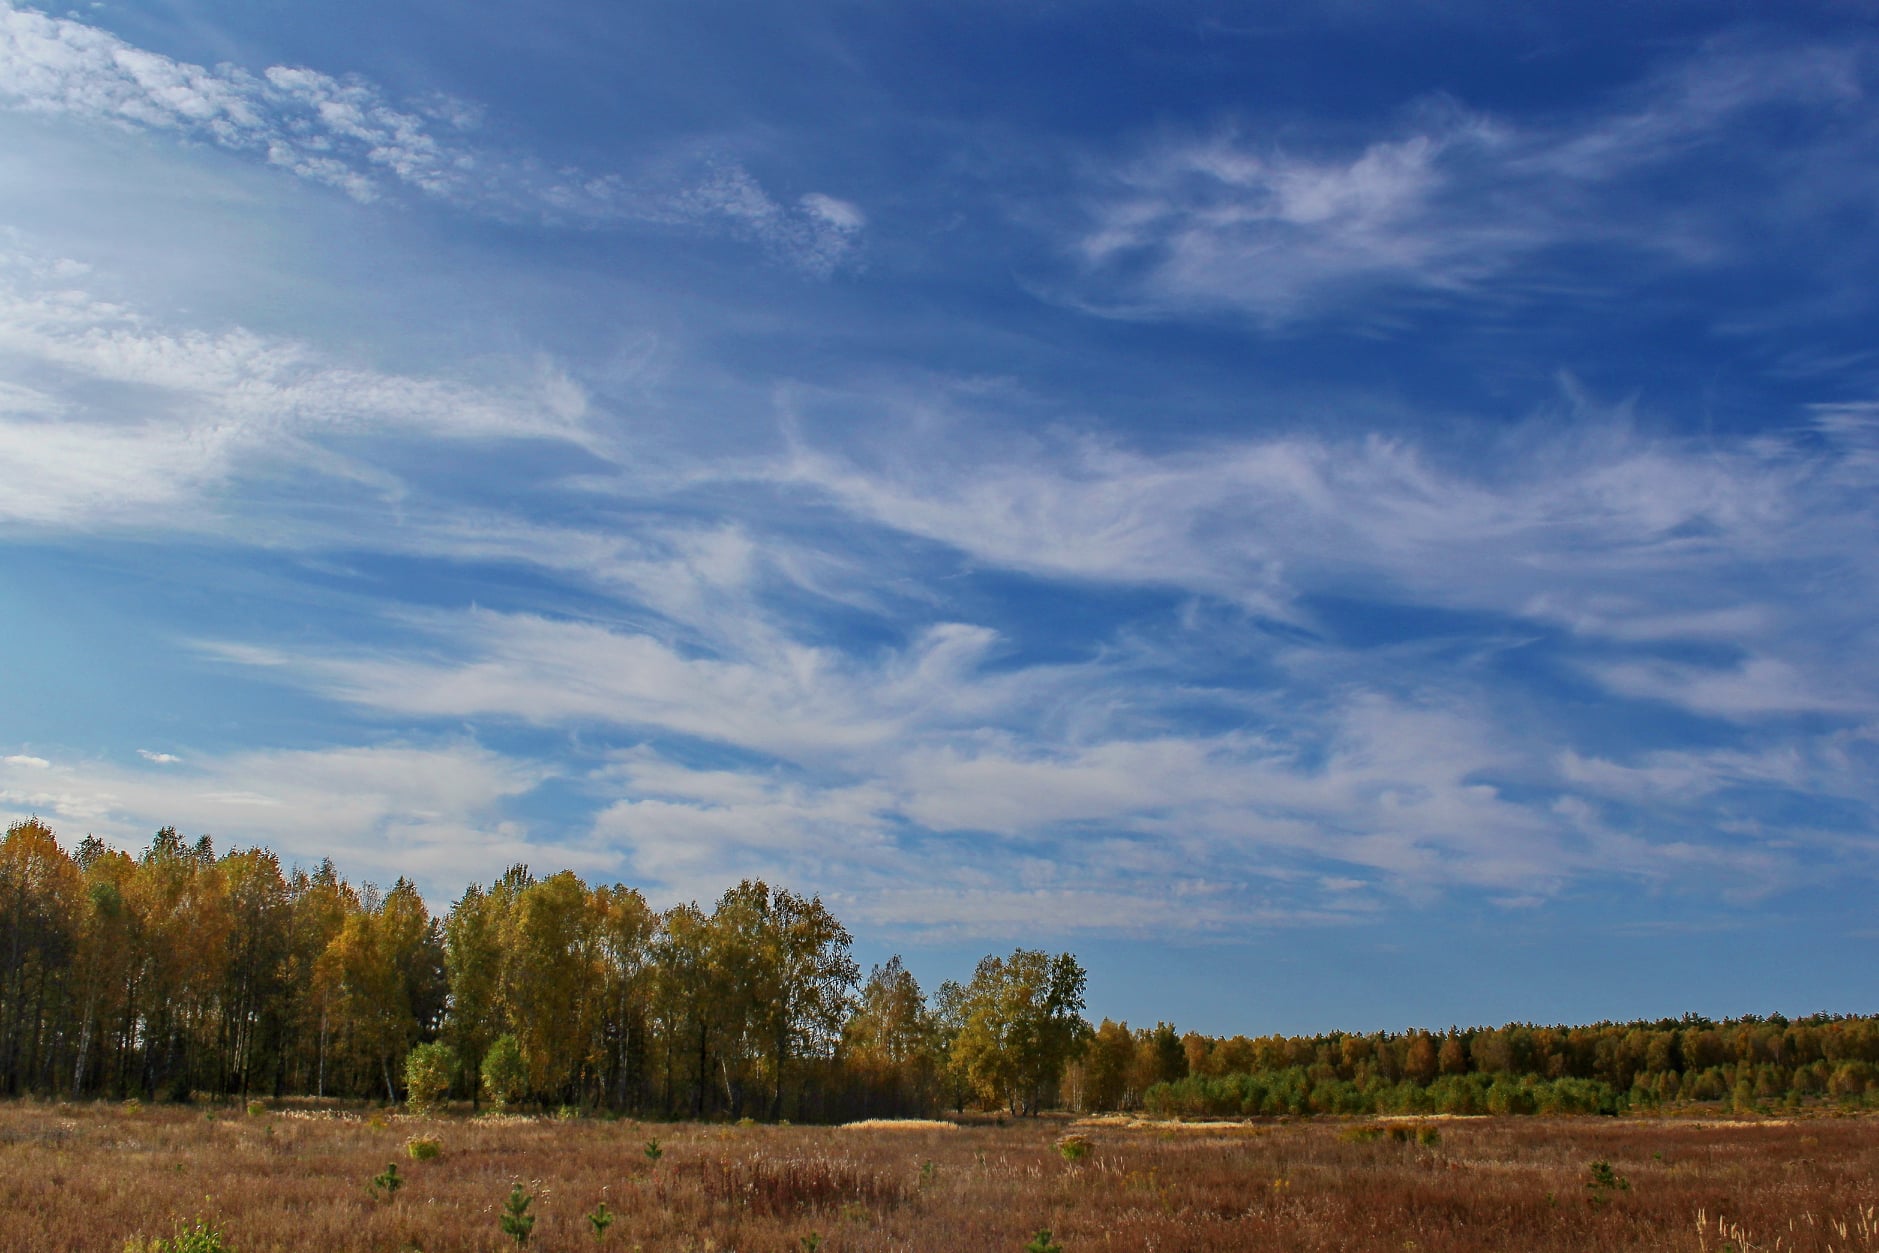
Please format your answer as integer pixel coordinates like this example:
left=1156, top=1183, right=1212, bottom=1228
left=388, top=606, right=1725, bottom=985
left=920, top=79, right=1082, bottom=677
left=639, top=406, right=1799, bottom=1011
left=2, top=0, right=1878, bottom=1036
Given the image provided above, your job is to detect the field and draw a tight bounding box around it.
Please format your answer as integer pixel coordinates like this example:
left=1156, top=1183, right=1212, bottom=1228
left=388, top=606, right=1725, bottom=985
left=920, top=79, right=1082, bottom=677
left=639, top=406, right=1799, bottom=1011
left=4, top=1103, right=1877, bottom=1253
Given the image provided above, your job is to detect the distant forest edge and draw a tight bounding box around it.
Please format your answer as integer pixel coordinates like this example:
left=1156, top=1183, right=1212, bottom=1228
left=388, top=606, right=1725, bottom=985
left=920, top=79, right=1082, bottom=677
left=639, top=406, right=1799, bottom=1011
left=2, top=820, right=1876, bottom=1121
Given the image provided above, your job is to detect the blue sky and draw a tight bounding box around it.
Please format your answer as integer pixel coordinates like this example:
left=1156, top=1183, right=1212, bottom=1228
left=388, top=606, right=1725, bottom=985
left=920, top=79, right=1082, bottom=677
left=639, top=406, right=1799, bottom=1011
left=3, top=0, right=1877, bottom=1035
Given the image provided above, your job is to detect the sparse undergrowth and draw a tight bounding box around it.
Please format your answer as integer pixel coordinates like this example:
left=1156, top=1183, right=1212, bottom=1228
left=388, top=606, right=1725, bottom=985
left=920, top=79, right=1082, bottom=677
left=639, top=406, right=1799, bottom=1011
left=5, top=1103, right=1876, bottom=1252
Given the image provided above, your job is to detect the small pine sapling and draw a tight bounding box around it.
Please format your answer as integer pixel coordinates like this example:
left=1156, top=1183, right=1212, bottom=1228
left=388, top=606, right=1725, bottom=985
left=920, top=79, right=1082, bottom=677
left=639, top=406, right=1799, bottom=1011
left=500, top=1182, right=536, bottom=1247
left=1586, top=1160, right=1628, bottom=1191
left=586, top=1201, right=614, bottom=1243
left=1024, top=1231, right=1064, bottom=1253
left=643, top=1138, right=663, bottom=1163
left=1586, top=1159, right=1629, bottom=1208
left=369, top=1161, right=404, bottom=1200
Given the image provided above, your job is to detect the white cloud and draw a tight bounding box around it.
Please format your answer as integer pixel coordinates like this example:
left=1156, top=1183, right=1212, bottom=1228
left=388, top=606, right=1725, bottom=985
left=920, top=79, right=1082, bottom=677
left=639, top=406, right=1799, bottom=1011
left=775, top=399, right=1879, bottom=674
left=135, top=749, right=180, bottom=764
left=3, top=754, right=49, bottom=768
left=196, top=588, right=1820, bottom=914
left=0, top=4, right=459, bottom=202
left=0, top=251, right=601, bottom=529
left=1079, top=122, right=1518, bottom=321
left=667, top=163, right=867, bottom=277
left=1589, top=656, right=1873, bottom=721
left=565, top=681, right=1805, bottom=932
left=1066, top=40, right=1877, bottom=321
left=0, top=742, right=581, bottom=899
left=0, top=3, right=864, bottom=272
left=198, top=609, right=1008, bottom=762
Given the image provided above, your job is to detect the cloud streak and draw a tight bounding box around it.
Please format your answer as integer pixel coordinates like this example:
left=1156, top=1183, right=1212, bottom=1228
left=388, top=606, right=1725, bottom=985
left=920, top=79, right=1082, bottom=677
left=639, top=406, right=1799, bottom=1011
left=1065, top=38, right=1877, bottom=322
left=0, top=248, right=600, bottom=529
left=0, top=742, right=581, bottom=895
left=0, top=3, right=864, bottom=273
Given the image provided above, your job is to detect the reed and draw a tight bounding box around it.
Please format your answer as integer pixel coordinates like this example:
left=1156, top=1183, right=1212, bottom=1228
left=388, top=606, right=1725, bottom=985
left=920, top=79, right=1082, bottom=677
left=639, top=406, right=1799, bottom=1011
left=0, top=1101, right=1871, bottom=1252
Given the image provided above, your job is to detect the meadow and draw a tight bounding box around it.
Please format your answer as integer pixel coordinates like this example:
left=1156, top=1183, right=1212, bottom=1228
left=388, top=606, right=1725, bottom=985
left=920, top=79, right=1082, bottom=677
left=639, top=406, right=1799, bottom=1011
left=5, top=1103, right=1876, bottom=1253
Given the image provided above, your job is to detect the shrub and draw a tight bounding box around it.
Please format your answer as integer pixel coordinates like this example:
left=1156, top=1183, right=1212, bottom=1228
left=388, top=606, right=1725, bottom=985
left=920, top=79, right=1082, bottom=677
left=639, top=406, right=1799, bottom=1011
left=482, top=1036, right=528, bottom=1109
left=1055, top=1133, right=1092, bottom=1162
left=406, top=1136, right=442, bottom=1161
left=123, top=1221, right=232, bottom=1253
left=403, top=1041, right=457, bottom=1113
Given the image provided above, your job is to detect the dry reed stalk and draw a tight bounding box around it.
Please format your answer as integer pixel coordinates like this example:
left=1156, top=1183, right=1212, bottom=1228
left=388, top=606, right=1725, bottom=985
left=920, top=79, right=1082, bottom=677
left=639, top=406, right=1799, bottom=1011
left=0, top=1103, right=1874, bottom=1252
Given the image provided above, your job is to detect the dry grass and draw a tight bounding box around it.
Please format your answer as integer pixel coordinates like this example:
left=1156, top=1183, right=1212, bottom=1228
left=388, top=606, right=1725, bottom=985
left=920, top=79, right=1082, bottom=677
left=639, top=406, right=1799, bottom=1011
left=3, top=1101, right=1877, bottom=1251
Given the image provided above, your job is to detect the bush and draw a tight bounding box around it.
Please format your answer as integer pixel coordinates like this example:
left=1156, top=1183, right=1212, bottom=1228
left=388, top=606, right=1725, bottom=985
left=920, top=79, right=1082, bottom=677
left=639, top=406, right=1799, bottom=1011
left=124, top=1222, right=232, bottom=1253
left=1055, top=1133, right=1092, bottom=1162
left=406, top=1136, right=442, bottom=1161
left=482, top=1035, right=528, bottom=1109
left=404, top=1041, right=458, bottom=1112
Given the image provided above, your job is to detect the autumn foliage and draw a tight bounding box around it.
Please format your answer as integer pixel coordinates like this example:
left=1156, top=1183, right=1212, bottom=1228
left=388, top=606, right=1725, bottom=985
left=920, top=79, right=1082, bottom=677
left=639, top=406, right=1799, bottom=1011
left=0, top=819, right=1086, bottom=1121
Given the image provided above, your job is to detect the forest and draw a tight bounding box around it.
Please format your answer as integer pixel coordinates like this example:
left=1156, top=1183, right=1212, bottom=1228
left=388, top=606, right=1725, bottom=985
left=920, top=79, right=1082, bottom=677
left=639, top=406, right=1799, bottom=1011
left=2, top=818, right=1875, bottom=1122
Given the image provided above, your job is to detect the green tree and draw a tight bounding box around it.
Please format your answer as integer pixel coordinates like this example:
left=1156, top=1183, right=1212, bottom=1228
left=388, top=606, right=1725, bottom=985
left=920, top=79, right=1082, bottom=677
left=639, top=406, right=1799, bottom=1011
left=763, top=887, right=859, bottom=1119
left=592, top=884, right=654, bottom=1109
left=504, top=871, right=597, bottom=1103
left=845, top=955, right=939, bottom=1115
left=403, top=1040, right=457, bottom=1111
left=481, top=1033, right=527, bottom=1108
left=1081, top=1018, right=1136, bottom=1111
left=443, top=882, right=506, bottom=1107
left=947, top=949, right=1089, bottom=1115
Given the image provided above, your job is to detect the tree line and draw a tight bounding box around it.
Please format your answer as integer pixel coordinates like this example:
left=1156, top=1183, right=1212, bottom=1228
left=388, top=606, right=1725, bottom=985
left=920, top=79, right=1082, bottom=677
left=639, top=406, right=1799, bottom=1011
left=1077, top=1013, right=1879, bottom=1118
left=0, top=819, right=1086, bottom=1120
left=5, top=818, right=1875, bottom=1121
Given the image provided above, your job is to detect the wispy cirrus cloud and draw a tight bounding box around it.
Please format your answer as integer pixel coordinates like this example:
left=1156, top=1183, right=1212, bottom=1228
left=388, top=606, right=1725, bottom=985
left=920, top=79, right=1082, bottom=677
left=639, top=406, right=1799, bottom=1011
left=199, top=609, right=1010, bottom=762
left=1064, top=38, right=1876, bottom=322
left=0, top=741, right=577, bottom=892
left=188, top=582, right=1867, bottom=924
left=0, top=2, right=865, bottom=273
left=776, top=393, right=1879, bottom=672
left=0, top=248, right=600, bottom=529
left=10, top=218, right=1877, bottom=925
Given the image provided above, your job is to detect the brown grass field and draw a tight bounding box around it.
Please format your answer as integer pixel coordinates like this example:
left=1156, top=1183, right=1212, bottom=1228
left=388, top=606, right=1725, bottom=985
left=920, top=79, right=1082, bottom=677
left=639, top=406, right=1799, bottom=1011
left=4, top=1102, right=1876, bottom=1252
